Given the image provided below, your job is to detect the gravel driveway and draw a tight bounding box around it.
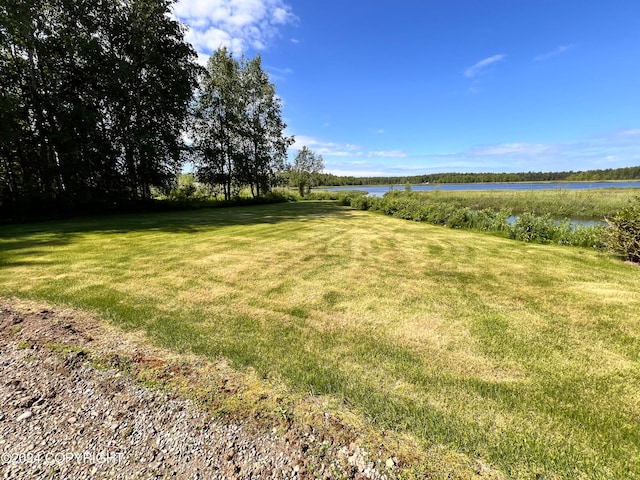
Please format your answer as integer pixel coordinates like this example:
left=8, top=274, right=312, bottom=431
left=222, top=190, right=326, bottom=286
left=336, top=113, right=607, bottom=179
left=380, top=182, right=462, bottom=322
left=0, top=300, right=394, bottom=479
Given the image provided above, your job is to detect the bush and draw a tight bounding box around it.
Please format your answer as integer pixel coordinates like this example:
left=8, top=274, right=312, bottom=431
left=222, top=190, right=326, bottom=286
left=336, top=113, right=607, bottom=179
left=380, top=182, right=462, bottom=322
left=607, top=201, right=640, bottom=263
left=305, top=189, right=368, bottom=204
left=558, top=224, right=608, bottom=249
left=358, top=192, right=607, bottom=250
left=509, top=212, right=559, bottom=243
left=350, top=195, right=375, bottom=210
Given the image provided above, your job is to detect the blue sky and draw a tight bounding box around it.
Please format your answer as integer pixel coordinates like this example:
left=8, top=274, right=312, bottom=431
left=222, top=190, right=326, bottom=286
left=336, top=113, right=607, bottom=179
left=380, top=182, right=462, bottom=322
left=173, top=0, right=640, bottom=176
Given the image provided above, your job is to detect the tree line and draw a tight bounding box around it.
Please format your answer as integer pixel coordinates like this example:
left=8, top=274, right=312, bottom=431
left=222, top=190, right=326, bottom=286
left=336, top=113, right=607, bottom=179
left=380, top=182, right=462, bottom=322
left=1, top=0, right=200, bottom=214
left=0, top=0, right=316, bottom=217
left=314, top=166, right=640, bottom=187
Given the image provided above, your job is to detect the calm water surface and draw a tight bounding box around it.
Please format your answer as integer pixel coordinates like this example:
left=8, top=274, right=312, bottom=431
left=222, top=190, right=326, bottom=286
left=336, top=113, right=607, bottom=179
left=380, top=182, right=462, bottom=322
left=327, top=181, right=640, bottom=197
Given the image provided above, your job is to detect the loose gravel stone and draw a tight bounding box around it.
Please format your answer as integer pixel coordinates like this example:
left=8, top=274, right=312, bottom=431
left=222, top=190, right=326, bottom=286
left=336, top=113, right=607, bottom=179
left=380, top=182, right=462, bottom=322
left=0, top=300, right=392, bottom=479
left=15, top=411, right=32, bottom=422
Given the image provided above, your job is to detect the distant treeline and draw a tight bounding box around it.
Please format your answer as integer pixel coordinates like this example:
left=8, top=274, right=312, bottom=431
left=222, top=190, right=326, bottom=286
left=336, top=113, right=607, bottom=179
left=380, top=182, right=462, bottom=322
left=315, top=166, right=640, bottom=186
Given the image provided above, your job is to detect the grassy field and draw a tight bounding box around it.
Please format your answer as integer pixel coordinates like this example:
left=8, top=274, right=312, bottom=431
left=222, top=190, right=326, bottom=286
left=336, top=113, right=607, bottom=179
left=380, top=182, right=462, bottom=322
left=395, top=187, right=640, bottom=219
left=1, top=201, right=639, bottom=478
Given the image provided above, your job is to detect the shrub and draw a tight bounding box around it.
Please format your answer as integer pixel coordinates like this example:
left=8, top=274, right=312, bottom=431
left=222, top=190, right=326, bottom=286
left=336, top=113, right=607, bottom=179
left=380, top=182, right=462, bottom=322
left=510, top=213, right=558, bottom=243
left=350, top=195, right=374, bottom=210
left=305, top=190, right=368, bottom=204
left=606, top=201, right=640, bottom=263
left=364, top=192, right=608, bottom=250
left=445, top=208, right=471, bottom=228
left=558, top=225, right=608, bottom=249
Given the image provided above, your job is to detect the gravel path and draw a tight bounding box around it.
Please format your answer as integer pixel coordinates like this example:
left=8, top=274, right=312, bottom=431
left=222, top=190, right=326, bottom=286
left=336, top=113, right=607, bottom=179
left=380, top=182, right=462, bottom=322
left=0, top=300, right=393, bottom=479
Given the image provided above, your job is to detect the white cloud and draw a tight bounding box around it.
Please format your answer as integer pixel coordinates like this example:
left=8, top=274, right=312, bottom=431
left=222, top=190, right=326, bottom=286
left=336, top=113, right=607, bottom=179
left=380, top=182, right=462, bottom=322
left=618, top=129, right=640, bottom=137
left=534, top=44, right=576, bottom=61
left=308, top=129, right=640, bottom=176
left=289, top=135, right=360, bottom=157
left=464, top=54, right=506, bottom=78
left=173, top=0, right=297, bottom=56
left=469, top=143, right=552, bottom=157
left=288, top=135, right=406, bottom=159
left=431, top=132, right=640, bottom=173
left=195, top=52, right=211, bottom=66
left=265, top=65, right=293, bottom=81
left=367, top=150, right=407, bottom=158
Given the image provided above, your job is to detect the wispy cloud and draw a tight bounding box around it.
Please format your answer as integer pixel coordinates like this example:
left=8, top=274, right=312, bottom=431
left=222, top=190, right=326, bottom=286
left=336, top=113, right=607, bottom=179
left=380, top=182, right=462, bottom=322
left=290, top=135, right=360, bottom=157
left=425, top=132, right=640, bottom=174
left=173, top=0, right=297, bottom=57
left=617, top=128, right=640, bottom=137
left=303, top=129, right=640, bottom=176
left=464, top=54, right=506, bottom=78
left=265, top=65, right=293, bottom=81
left=534, top=44, right=576, bottom=61
left=289, top=135, right=406, bottom=159
left=367, top=150, right=407, bottom=158
left=469, top=143, right=552, bottom=157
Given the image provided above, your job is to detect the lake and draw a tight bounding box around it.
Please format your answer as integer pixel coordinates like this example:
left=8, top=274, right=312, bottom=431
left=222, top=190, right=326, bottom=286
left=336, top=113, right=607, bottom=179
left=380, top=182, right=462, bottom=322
left=326, top=181, right=640, bottom=197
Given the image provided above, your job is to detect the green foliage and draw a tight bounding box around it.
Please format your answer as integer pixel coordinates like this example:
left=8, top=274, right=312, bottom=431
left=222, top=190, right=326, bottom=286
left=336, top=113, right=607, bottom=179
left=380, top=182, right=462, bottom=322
left=157, top=190, right=292, bottom=211
left=349, top=194, right=375, bottom=210
left=189, top=48, right=292, bottom=201
left=509, top=213, right=558, bottom=243
left=163, top=174, right=212, bottom=201
left=360, top=192, right=608, bottom=249
left=378, top=188, right=637, bottom=219
left=0, top=0, right=199, bottom=214
left=607, top=199, right=640, bottom=263
left=304, top=189, right=367, bottom=205
left=290, top=147, right=324, bottom=196
left=277, top=188, right=367, bottom=206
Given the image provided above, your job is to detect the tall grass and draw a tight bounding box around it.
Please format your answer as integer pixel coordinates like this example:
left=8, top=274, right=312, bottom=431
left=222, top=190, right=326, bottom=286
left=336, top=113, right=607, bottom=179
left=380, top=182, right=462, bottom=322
left=385, top=188, right=640, bottom=219
left=353, top=196, right=608, bottom=247
left=1, top=202, right=640, bottom=478
left=351, top=190, right=631, bottom=248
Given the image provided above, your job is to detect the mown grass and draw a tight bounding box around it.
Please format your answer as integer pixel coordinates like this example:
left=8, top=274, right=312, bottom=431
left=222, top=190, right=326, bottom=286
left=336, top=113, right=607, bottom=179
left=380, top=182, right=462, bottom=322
left=1, top=201, right=640, bottom=478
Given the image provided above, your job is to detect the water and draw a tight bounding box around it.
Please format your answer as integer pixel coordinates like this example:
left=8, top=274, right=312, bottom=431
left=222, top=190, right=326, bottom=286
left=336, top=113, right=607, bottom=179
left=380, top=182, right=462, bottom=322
left=326, top=181, right=640, bottom=197
left=506, top=215, right=606, bottom=228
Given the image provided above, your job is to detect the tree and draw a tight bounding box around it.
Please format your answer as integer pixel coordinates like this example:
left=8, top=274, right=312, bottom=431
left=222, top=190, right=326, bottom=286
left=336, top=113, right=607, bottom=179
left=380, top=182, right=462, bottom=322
left=237, top=54, right=293, bottom=197
left=290, top=146, right=324, bottom=196
left=106, top=0, right=199, bottom=200
left=189, top=48, right=292, bottom=200
left=189, top=47, right=242, bottom=201
left=0, top=0, right=198, bottom=216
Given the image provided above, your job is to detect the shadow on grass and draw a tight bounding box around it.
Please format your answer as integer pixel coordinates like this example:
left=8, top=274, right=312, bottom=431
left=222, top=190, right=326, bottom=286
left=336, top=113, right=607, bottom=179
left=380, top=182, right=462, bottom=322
left=0, top=201, right=350, bottom=236
left=0, top=202, right=351, bottom=268
left=0, top=236, right=74, bottom=269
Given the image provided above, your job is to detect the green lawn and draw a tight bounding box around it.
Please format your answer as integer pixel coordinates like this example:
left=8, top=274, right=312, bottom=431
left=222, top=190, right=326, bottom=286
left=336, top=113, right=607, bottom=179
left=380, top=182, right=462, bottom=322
left=1, top=201, right=639, bottom=478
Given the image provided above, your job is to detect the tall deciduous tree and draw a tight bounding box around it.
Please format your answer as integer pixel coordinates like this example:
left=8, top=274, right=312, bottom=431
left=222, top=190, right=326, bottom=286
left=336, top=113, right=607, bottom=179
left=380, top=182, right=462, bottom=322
left=189, top=47, right=292, bottom=200
left=189, top=47, right=242, bottom=201
left=107, top=0, right=199, bottom=200
left=238, top=54, right=292, bottom=197
left=291, top=146, right=324, bottom=196
left=0, top=0, right=198, bottom=215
